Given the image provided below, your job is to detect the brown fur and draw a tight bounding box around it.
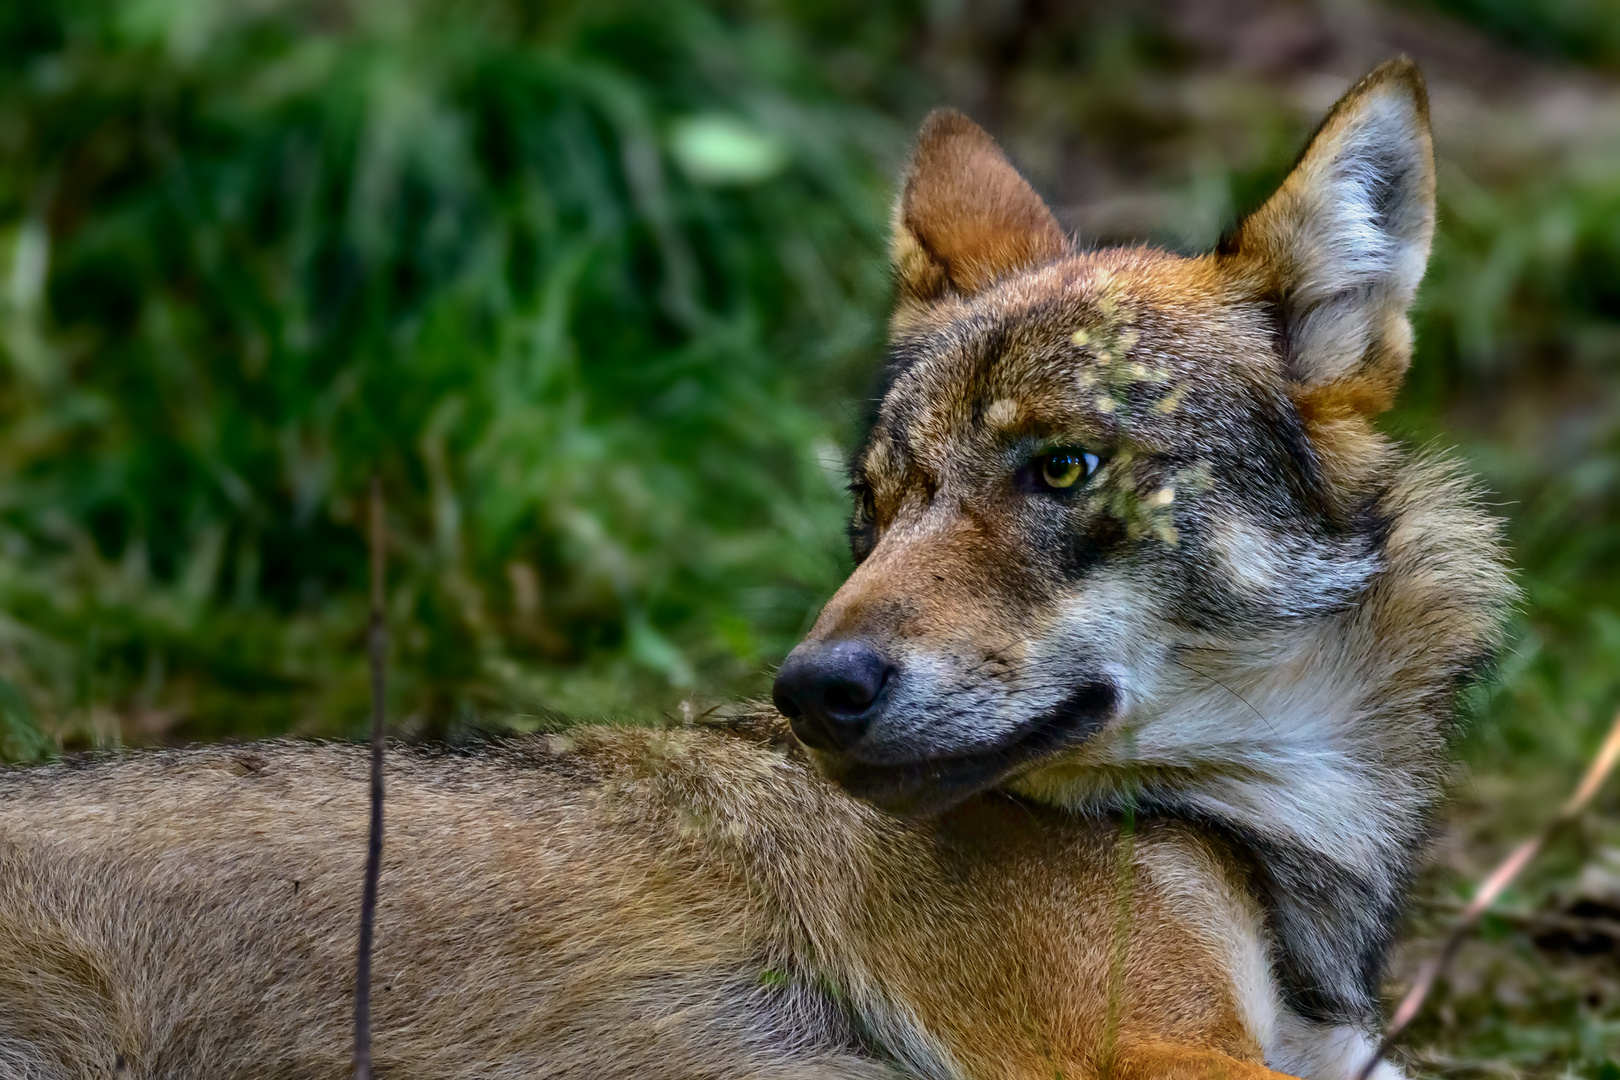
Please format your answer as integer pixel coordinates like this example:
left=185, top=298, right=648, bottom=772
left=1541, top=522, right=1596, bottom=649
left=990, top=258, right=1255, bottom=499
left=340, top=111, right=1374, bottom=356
left=893, top=109, right=1068, bottom=321
left=2, top=724, right=1293, bottom=1079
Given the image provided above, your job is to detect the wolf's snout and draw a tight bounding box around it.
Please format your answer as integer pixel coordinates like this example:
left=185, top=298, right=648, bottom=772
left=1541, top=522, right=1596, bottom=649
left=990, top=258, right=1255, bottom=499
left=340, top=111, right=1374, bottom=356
left=773, top=641, right=893, bottom=752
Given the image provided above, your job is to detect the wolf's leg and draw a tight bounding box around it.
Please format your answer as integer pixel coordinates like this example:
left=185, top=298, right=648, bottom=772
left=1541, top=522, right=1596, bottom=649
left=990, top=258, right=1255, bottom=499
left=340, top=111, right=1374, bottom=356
left=1104, top=1043, right=1303, bottom=1080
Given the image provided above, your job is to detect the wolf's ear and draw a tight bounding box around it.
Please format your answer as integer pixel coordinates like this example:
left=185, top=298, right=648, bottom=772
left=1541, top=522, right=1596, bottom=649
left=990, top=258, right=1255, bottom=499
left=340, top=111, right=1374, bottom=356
left=1223, top=57, right=1434, bottom=418
left=892, top=109, right=1067, bottom=316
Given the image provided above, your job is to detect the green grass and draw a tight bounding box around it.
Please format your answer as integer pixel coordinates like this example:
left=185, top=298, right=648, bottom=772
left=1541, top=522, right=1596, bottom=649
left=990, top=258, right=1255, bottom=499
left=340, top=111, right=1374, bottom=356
left=0, top=0, right=897, bottom=750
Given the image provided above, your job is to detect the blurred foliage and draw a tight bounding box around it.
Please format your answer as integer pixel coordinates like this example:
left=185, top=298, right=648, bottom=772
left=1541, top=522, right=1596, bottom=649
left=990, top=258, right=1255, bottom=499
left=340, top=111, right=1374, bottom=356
left=1421, top=0, right=1620, bottom=70
left=0, top=0, right=896, bottom=748
left=2, top=0, right=1620, bottom=1072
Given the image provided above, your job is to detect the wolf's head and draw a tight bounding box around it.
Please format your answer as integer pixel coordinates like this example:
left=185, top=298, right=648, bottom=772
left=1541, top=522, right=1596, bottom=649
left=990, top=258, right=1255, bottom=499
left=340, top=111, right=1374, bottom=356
left=773, top=59, right=1505, bottom=823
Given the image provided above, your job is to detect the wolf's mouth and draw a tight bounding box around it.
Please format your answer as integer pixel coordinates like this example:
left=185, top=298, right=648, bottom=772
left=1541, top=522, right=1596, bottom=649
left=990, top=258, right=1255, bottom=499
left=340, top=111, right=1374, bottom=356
left=815, top=681, right=1116, bottom=816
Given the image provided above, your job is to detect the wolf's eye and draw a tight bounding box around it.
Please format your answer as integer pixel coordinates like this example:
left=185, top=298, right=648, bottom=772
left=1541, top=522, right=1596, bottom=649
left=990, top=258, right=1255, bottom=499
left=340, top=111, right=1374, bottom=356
left=1034, top=449, right=1101, bottom=492
left=847, top=484, right=878, bottom=563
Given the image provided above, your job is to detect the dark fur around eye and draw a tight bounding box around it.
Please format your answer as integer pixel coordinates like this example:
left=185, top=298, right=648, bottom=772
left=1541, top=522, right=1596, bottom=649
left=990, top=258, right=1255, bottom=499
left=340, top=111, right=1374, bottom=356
left=847, top=483, right=877, bottom=563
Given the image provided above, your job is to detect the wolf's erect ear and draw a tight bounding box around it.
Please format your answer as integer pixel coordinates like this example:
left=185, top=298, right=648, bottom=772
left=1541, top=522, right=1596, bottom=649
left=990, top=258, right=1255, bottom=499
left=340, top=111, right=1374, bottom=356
left=1223, top=57, right=1434, bottom=417
left=892, top=109, right=1067, bottom=317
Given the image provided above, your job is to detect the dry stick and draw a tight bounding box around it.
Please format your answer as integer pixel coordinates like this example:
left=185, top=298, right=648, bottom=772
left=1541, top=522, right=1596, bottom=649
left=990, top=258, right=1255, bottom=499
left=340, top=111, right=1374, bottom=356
left=354, top=475, right=387, bottom=1080
left=1355, top=706, right=1620, bottom=1080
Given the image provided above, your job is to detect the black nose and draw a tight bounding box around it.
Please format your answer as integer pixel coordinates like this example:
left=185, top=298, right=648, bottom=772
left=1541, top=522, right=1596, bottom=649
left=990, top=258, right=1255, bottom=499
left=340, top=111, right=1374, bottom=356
left=772, top=641, right=893, bottom=752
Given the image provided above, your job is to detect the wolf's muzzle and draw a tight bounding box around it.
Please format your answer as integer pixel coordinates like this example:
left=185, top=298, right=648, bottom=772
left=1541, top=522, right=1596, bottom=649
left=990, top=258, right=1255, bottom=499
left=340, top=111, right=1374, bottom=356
left=782, top=668, right=1118, bottom=816
left=772, top=639, right=894, bottom=752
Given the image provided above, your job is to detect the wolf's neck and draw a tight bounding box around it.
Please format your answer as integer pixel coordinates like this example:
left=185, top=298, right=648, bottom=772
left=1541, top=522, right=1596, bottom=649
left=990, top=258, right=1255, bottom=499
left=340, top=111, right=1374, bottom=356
left=1136, top=639, right=1444, bottom=1028
left=1017, top=645, right=1441, bottom=1025
left=1017, top=457, right=1512, bottom=1026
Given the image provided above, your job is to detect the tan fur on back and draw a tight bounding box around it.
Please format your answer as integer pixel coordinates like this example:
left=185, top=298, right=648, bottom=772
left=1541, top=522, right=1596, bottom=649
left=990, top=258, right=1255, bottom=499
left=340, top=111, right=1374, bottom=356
left=1, top=724, right=1288, bottom=1080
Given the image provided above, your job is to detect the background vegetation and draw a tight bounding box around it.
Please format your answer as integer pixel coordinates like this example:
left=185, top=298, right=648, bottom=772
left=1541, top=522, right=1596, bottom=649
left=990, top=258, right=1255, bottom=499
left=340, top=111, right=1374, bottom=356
left=1, top=0, right=1617, bottom=1075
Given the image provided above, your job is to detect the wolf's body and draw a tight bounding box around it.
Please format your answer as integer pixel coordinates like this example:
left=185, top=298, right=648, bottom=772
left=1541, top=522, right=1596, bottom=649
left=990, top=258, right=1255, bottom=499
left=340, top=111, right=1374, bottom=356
left=1, top=59, right=1512, bottom=1080
left=3, top=723, right=1301, bottom=1080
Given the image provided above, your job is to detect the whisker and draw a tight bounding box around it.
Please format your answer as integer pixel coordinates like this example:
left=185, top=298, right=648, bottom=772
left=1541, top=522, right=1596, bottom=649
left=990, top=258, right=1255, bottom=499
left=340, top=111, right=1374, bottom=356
left=1167, top=654, right=1279, bottom=736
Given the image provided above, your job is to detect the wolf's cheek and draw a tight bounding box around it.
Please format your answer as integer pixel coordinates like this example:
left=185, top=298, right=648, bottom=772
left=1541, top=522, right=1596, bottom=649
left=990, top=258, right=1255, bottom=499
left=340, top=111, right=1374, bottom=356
left=1028, top=571, right=1171, bottom=722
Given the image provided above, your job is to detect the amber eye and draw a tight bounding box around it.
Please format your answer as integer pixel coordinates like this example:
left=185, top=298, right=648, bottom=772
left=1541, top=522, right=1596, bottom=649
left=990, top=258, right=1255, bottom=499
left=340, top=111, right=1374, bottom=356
left=1036, top=449, right=1100, bottom=491
left=860, top=487, right=878, bottom=522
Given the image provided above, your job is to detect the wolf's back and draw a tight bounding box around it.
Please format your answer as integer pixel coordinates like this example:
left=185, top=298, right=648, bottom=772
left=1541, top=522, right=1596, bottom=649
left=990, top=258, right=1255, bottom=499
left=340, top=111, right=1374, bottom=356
left=0, top=731, right=885, bottom=1079
left=0, top=726, right=1288, bottom=1080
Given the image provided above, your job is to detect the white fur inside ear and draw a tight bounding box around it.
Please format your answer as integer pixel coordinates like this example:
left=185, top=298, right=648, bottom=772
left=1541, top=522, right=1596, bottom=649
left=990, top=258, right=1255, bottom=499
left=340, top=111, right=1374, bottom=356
left=1281, top=85, right=1433, bottom=384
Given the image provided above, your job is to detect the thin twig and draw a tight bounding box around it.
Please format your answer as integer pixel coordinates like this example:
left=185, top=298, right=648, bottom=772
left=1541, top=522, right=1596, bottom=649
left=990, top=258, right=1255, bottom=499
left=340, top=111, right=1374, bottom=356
left=355, top=474, right=387, bottom=1080
left=1355, top=706, right=1620, bottom=1080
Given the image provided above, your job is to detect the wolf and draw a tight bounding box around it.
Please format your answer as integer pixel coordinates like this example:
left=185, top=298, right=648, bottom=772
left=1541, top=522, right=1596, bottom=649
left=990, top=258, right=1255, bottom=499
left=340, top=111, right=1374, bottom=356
left=0, top=58, right=1509, bottom=1080
left=770, top=53, right=1511, bottom=1069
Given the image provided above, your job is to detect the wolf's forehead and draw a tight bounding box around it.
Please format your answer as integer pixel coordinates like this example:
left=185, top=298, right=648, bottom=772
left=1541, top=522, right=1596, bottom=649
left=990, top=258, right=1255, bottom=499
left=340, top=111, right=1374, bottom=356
left=880, top=336, right=1085, bottom=447
left=867, top=288, right=1229, bottom=480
